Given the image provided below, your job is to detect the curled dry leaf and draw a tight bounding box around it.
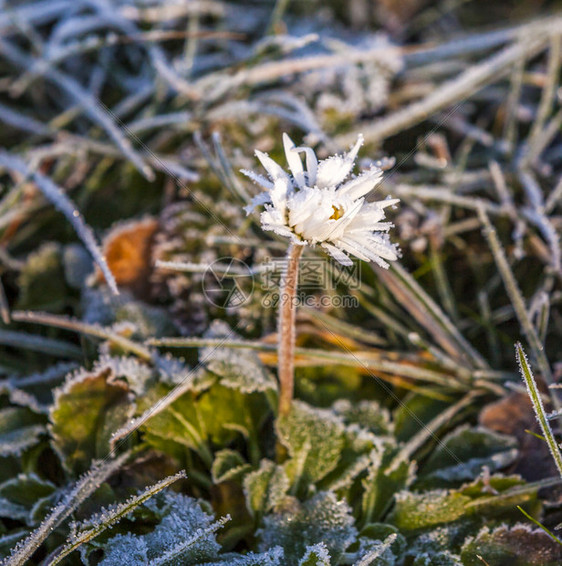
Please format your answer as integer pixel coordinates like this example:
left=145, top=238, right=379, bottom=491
left=98, top=217, right=159, bottom=297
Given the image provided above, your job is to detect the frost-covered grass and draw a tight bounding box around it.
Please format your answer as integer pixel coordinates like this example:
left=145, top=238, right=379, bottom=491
left=0, top=0, right=562, bottom=564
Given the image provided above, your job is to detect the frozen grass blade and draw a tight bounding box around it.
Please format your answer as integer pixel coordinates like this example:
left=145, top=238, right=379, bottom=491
left=336, top=25, right=556, bottom=146
left=148, top=336, right=473, bottom=390
left=0, top=102, right=51, bottom=135
left=48, top=471, right=187, bottom=565
left=478, top=208, right=556, bottom=399
left=2, top=451, right=132, bottom=566
left=11, top=311, right=152, bottom=361
left=374, top=263, right=488, bottom=369
left=0, top=152, right=119, bottom=295
left=516, top=342, right=562, bottom=479
left=387, top=392, right=477, bottom=473
left=353, top=534, right=398, bottom=566
left=0, top=38, right=154, bottom=180
left=0, top=328, right=82, bottom=358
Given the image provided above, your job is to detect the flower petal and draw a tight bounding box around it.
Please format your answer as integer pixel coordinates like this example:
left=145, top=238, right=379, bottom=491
left=240, top=168, right=274, bottom=190
left=338, top=166, right=383, bottom=199
left=255, top=150, right=290, bottom=182
left=321, top=242, right=353, bottom=266
left=316, top=134, right=363, bottom=188
left=243, top=191, right=271, bottom=215
left=283, top=133, right=306, bottom=188
left=293, top=146, right=318, bottom=186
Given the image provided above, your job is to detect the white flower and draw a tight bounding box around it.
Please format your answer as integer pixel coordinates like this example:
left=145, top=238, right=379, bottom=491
left=242, top=133, right=400, bottom=268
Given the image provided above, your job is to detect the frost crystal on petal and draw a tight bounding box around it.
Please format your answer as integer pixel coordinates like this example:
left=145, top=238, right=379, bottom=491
left=242, top=134, right=399, bottom=267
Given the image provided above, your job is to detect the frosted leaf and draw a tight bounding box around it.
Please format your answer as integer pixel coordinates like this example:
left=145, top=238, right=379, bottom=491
left=351, top=525, right=406, bottom=565
left=298, top=542, right=331, bottom=566
left=8, top=362, right=76, bottom=392
left=212, top=449, right=251, bottom=483
left=99, top=534, right=149, bottom=565
left=405, top=523, right=469, bottom=561
left=243, top=459, right=290, bottom=517
left=0, top=407, right=46, bottom=457
left=1, top=362, right=76, bottom=414
left=53, top=472, right=186, bottom=565
left=389, top=490, right=470, bottom=531
left=460, top=524, right=562, bottom=565
left=0, top=474, right=55, bottom=525
left=352, top=534, right=399, bottom=566
left=137, top=337, right=272, bottom=459
left=0, top=385, right=46, bottom=415
left=154, top=353, right=194, bottom=386
left=202, top=321, right=276, bottom=394
left=258, top=491, right=357, bottom=566
left=276, top=401, right=345, bottom=487
left=50, top=366, right=133, bottom=474
left=145, top=492, right=223, bottom=564
left=333, top=399, right=393, bottom=436
left=362, top=444, right=415, bottom=524
left=201, top=546, right=284, bottom=565
left=94, top=354, right=154, bottom=396
left=344, top=423, right=383, bottom=454
left=412, top=551, right=463, bottom=566
left=100, top=492, right=226, bottom=566
left=327, top=454, right=371, bottom=492
left=418, top=425, right=518, bottom=488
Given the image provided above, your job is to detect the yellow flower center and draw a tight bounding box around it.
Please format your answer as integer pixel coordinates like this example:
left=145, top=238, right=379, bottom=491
left=330, top=205, right=344, bottom=220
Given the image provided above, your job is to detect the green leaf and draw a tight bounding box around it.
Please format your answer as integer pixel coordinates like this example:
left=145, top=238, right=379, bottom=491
left=202, top=345, right=277, bottom=394
left=141, top=378, right=270, bottom=467
left=16, top=243, right=69, bottom=312
left=417, top=425, right=518, bottom=488
left=460, top=524, right=562, bottom=565
left=0, top=407, right=46, bottom=457
left=361, top=443, right=415, bottom=524
left=388, top=489, right=471, bottom=531
left=333, top=399, right=393, bottom=436
left=243, top=459, right=289, bottom=518
left=276, top=401, right=345, bottom=490
left=0, top=473, right=56, bottom=525
left=212, top=449, right=251, bottom=483
left=50, top=366, right=133, bottom=474
left=201, top=320, right=277, bottom=395
left=393, top=395, right=449, bottom=442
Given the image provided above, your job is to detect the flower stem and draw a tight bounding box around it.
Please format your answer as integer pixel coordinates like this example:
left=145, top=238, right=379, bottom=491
left=277, top=243, right=303, bottom=416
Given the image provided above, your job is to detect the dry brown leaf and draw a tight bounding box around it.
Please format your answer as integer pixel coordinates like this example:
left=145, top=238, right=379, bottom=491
left=98, top=217, right=158, bottom=296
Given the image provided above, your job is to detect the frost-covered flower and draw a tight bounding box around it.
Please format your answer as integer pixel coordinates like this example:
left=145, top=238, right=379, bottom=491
left=242, top=134, right=400, bottom=268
